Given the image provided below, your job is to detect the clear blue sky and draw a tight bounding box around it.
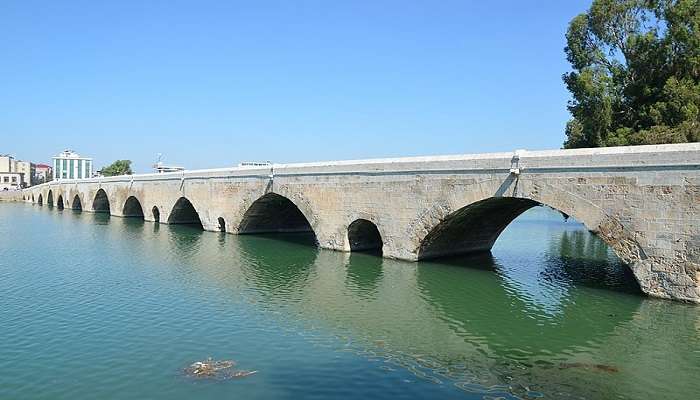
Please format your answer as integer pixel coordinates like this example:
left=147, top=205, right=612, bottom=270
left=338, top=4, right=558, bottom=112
left=1, top=0, right=590, bottom=172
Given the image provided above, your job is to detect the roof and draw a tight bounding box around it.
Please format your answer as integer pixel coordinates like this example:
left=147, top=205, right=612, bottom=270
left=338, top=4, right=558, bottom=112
left=35, top=164, right=51, bottom=168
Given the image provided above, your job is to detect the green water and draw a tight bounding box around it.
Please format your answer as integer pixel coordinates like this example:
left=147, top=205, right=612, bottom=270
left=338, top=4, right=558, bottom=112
left=0, top=203, right=697, bottom=399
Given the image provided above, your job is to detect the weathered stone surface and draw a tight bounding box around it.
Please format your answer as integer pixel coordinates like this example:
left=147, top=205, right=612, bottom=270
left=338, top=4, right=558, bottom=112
left=3, top=142, right=699, bottom=303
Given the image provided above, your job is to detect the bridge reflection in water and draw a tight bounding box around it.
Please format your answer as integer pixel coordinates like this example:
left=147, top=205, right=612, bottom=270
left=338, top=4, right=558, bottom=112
left=55, top=205, right=697, bottom=400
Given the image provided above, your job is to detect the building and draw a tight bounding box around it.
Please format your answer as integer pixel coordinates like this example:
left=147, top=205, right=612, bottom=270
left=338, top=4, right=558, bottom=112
left=0, top=155, right=12, bottom=172
left=53, top=150, right=92, bottom=180
left=14, top=160, right=34, bottom=187
left=0, top=155, right=35, bottom=188
left=0, top=172, right=22, bottom=190
left=153, top=161, right=184, bottom=173
left=34, top=164, right=53, bottom=184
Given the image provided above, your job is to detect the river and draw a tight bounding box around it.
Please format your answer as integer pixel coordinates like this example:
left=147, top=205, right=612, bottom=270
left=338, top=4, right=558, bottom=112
left=0, top=203, right=697, bottom=399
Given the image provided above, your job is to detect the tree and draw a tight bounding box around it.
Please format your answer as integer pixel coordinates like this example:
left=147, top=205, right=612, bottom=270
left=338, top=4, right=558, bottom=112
left=563, top=0, right=700, bottom=148
left=101, top=160, right=133, bottom=176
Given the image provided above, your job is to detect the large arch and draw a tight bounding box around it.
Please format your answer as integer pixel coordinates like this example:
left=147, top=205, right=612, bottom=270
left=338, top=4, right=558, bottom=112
left=122, top=196, right=145, bottom=218
left=47, top=190, right=54, bottom=207
left=418, top=197, right=539, bottom=260
left=92, top=189, right=110, bottom=213
left=238, top=193, right=316, bottom=238
left=72, top=194, right=82, bottom=211
left=348, top=219, right=383, bottom=253
left=167, top=197, right=203, bottom=228
left=56, top=195, right=64, bottom=210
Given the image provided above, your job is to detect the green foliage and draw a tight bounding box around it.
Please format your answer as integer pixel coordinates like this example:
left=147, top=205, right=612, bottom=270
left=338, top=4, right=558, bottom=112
left=101, top=160, right=133, bottom=176
left=563, top=0, right=700, bottom=148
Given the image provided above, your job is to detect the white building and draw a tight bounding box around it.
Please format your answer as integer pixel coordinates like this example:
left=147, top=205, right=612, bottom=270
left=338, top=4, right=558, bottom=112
left=0, top=154, right=34, bottom=188
left=53, top=150, right=93, bottom=180
left=0, top=172, right=23, bottom=190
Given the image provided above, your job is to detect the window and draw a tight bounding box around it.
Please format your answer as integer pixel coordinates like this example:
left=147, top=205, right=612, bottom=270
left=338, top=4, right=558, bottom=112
left=11, top=176, right=17, bottom=182
left=3, top=177, right=8, bottom=183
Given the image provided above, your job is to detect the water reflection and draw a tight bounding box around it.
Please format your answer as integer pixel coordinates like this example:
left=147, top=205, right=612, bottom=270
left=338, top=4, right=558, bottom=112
left=236, top=233, right=318, bottom=299
left=541, top=230, right=641, bottom=294
left=344, top=252, right=384, bottom=298
left=8, top=204, right=697, bottom=400
left=166, top=225, right=204, bottom=260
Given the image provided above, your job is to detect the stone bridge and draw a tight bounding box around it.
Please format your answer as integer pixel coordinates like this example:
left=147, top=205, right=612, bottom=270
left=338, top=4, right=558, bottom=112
left=8, top=143, right=700, bottom=303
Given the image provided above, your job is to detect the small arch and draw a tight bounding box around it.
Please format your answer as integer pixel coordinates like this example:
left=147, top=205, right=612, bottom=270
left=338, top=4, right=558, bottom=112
left=47, top=190, right=54, bottom=207
left=348, top=219, right=383, bottom=254
left=92, top=189, right=110, bottom=213
left=31, top=194, right=35, bottom=203
left=56, top=195, right=64, bottom=210
left=218, top=217, right=226, bottom=232
left=239, top=193, right=316, bottom=238
left=72, top=195, right=82, bottom=211
left=122, top=196, right=145, bottom=218
left=152, top=206, right=160, bottom=223
left=37, top=194, right=43, bottom=205
left=167, top=197, right=203, bottom=228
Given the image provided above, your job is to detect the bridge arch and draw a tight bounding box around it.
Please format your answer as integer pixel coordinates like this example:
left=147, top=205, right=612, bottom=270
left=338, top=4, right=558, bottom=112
left=56, top=195, right=65, bottom=210
left=238, top=193, right=317, bottom=241
left=418, top=197, right=541, bottom=260
left=122, top=196, right=145, bottom=218
left=37, top=193, right=43, bottom=205
left=167, top=197, right=203, bottom=228
left=409, top=177, right=644, bottom=267
left=152, top=206, right=160, bottom=223
left=348, top=219, right=383, bottom=254
left=31, top=194, right=34, bottom=203
left=72, top=194, right=83, bottom=211
left=92, top=189, right=110, bottom=213
left=47, top=190, right=54, bottom=207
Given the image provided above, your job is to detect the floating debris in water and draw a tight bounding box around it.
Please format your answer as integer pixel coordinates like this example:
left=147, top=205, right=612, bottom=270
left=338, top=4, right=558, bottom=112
left=184, top=358, right=258, bottom=380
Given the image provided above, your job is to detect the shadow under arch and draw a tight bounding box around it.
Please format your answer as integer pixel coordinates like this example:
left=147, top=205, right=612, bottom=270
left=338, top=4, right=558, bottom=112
left=238, top=193, right=317, bottom=245
left=92, top=189, right=110, bottom=213
left=348, top=219, right=383, bottom=254
left=72, top=195, right=82, bottom=211
left=56, top=195, right=64, bottom=210
left=122, top=196, right=145, bottom=219
left=37, top=194, right=43, bottom=205
left=47, top=190, right=54, bottom=207
left=31, top=194, right=34, bottom=203
left=152, top=206, right=160, bottom=223
left=167, top=197, right=203, bottom=229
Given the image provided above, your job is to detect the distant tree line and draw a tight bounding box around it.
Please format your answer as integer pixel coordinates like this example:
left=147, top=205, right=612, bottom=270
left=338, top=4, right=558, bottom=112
left=563, top=0, right=700, bottom=148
